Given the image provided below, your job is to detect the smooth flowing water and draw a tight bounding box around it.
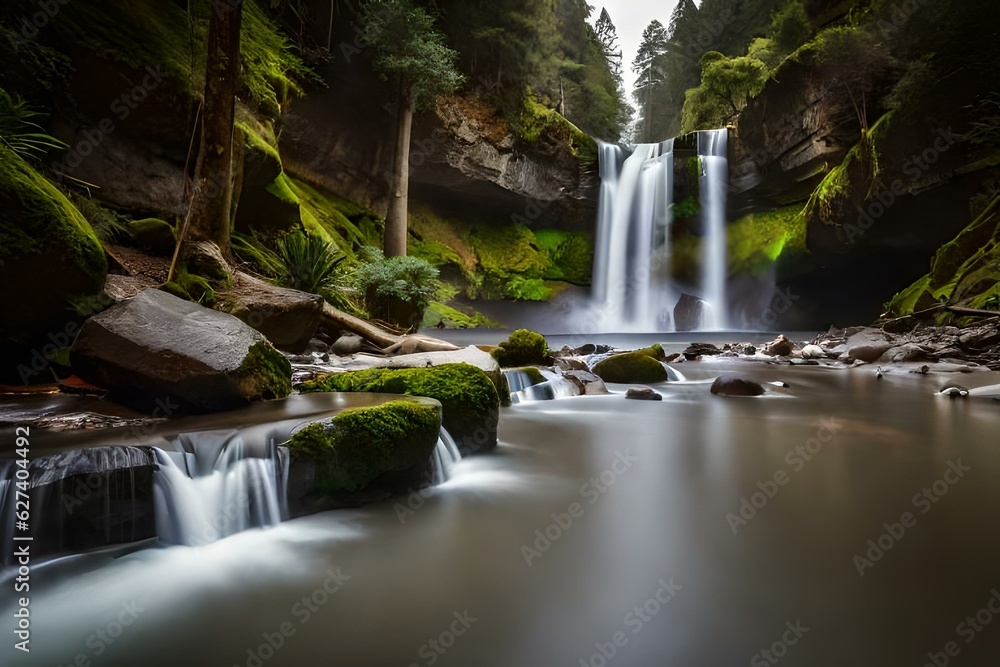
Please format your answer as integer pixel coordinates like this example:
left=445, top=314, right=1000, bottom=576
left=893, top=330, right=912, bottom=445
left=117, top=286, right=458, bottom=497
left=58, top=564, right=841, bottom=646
left=698, top=129, right=729, bottom=330
left=3, top=362, right=999, bottom=666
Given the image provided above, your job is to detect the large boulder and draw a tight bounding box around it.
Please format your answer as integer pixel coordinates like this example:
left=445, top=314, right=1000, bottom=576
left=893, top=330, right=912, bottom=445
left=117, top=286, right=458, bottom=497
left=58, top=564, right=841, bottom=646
left=71, top=289, right=291, bottom=413
left=219, top=272, right=324, bottom=353
left=300, top=363, right=500, bottom=454
left=0, top=146, right=107, bottom=343
left=285, top=397, right=441, bottom=501
left=674, top=293, right=707, bottom=332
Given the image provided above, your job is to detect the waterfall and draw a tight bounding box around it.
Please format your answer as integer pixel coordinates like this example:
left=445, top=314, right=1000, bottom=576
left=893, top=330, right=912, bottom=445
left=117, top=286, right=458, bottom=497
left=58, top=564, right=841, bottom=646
left=591, top=129, right=730, bottom=332
left=429, top=428, right=462, bottom=485
left=592, top=140, right=675, bottom=331
left=152, top=431, right=285, bottom=547
left=698, top=129, right=730, bottom=330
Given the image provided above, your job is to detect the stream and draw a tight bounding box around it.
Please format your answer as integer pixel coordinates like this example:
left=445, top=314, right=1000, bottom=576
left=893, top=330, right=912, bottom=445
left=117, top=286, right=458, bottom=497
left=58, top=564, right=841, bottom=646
left=2, top=359, right=1000, bottom=666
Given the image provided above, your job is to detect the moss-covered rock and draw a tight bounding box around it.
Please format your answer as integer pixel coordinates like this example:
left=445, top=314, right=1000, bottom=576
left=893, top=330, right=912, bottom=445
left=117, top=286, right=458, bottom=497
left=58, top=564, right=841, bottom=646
left=232, top=340, right=293, bottom=400
left=0, top=145, right=107, bottom=343
left=286, top=399, right=441, bottom=493
left=491, top=329, right=550, bottom=367
left=300, top=363, right=500, bottom=453
left=128, top=218, right=176, bottom=255
left=593, top=351, right=669, bottom=384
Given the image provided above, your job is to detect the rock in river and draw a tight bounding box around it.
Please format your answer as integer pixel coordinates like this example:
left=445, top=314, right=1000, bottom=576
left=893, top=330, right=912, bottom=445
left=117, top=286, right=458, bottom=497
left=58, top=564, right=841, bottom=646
left=625, top=387, right=662, bottom=401
left=710, top=375, right=765, bottom=397
left=71, top=289, right=292, bottom=413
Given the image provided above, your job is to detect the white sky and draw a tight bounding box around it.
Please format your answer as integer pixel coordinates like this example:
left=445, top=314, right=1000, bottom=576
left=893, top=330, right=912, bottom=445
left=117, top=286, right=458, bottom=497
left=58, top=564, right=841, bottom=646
left=590, top=0, right=681, bottom=102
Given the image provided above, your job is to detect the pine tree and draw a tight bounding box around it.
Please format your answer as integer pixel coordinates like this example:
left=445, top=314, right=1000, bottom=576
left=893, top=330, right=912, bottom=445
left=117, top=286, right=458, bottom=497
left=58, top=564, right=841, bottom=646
left=632, top=20, right=670, bottom=142
left=594, top=7, right=623, bottom=84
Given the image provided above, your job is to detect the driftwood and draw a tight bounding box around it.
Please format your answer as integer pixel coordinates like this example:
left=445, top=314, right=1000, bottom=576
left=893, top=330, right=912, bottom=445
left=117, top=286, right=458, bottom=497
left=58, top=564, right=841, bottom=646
left=320, top=303, right=459, bottom=355
left=883, top=304, right=1000, bottom=325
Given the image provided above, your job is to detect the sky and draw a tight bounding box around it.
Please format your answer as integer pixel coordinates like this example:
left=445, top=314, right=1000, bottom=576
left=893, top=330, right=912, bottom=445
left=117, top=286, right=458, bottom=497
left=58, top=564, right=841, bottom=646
left=590, top=0, right=682, bottom=104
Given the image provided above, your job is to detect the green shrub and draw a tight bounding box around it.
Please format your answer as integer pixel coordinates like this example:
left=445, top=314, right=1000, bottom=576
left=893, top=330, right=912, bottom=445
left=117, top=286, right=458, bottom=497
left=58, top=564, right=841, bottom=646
left=234, top=232, right=345, bottom=295
left=491, top=329, right=550, bottom=367
left=0, top=87, right=67, bottom=159
left=354, top=248, right=439, bottom=327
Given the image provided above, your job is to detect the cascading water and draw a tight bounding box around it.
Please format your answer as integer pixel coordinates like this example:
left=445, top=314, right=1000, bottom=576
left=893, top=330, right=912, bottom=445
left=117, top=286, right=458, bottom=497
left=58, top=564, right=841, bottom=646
left=592, top=140, right=676, bottom=331
left=152, top=431, right=286, bottom=546
left=591, top=129, right=731, bottom=331
left=429, top=429, right=462, bottom=485
left=698, top=129, right=730, bottom=330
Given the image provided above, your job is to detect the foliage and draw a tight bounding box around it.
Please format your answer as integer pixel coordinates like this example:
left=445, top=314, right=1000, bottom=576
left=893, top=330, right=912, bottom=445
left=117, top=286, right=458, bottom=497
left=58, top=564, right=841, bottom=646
left=631, top=19, right=670, bottom=142
left=519, top=88, right=597, bottom=166
left=67, top=192, right=132, bottom=244
left=681, top=52, right=769, bottom=133
left=771, top=1, right=812, bottom=54
left=0, top=87, right=67, bottom=158
left=673, top=196, right=700, bottom=219
left=361, top=0, right=464, bottom=109
left=354, top=247, right=439, bottom=309
left=491, top=329, right=550, bottom=367
left=421, top=301, right=503, bottom=329
left=233, top=232, right=345, bottom=296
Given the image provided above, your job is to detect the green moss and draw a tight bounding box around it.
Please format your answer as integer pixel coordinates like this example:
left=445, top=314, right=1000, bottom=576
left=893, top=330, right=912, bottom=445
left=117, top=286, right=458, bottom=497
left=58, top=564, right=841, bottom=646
left=886, top=195, right=1000, bottom=317
left=161, top=270, right=217, bottom=306
left=421, top=301, right=502, bottom=329
left=491, top=329, right=550, bottom=367
left=300, top=363, right=500, bottom=450
left=287, top=400, right=441, bottom=493
left=237, top=119, right=281, bottom=166
left=534, top=229, right=594, bottom=284
left=593, top=352, right=669, bottom=384
left=129, top=218, right=176, bottom=254
left=233, top=340, right=292, bottom=400
left=266, top=172, right=301, bottom=206
left=0, top=145, right=106, bottom=342
left=512, top=366, right=546, bottom=385
left=727, top=205, right=809, bottom=275
left=518, top=88, right=597, bottom=169
left=289, top=178, right=382, bottom=256
left=633, top=344, right=666, bottom=360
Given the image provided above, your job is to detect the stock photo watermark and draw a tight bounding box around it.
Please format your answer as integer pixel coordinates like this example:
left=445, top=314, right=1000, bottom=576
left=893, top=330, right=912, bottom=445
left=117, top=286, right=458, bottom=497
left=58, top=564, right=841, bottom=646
left=750, top=620, right=810, bottom=667
left=407, top=610, right=477, bottom=667
left=521, top=448, right=638, bottom=567
left=922, top=588, right=1000, bottom=666
left=853, top=458, right=971, bottom=576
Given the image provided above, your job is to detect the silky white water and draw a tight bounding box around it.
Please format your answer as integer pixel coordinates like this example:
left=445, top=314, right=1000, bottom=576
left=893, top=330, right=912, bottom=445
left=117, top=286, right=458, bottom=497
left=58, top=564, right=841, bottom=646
left=429, top=428, right=462, bottom=485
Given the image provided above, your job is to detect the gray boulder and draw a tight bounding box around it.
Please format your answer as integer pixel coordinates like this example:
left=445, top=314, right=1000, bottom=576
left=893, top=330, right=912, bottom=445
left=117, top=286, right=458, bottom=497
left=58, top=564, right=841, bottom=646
left=563, top=370, right=609, bottom=395
left=626, top=387, right=662, bottom=401
left=710, top=375, right=765, bottom=397
left=71, top=289, right=291, bottom=413
left=220, top=272, right=324, bottom=353
left=845, top=329, right=893, bottom=363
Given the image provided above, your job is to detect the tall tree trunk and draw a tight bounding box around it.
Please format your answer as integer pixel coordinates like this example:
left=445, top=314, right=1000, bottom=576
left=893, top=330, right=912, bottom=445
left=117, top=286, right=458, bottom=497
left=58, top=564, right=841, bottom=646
left=384, top=84, right=414, bottom=257
left=173, top=0, right=242, bottom=274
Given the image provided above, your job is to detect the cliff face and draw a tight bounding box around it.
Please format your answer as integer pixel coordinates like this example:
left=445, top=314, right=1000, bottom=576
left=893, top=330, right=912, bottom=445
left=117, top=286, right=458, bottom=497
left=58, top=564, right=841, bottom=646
left=728, top=45, right=1000, bottom=326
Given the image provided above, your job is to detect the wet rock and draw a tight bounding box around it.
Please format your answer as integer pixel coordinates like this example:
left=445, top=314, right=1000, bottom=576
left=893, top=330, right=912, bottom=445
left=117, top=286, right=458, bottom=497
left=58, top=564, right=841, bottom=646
left=626, top=387, right=662, bottom=401
left=674, top=293, right=707, bottom=332
left=71, top=289, right=291, bottom=413
left=879, top=344, right=929, bottom=363
left=128, top=218, right=175, bottom=255
left=844, top=329, right=894, bottom=363
left=763, top=334, right=795, bottom=357
left=593, top=351, right=669, bottom=384
left=801, top=344, right=827, bottom=360
left=555, top=357, right=589, bottom=372
left=562, top=370, right=609, bottom=395
left=710, top=375, right=765, bottom=397
left=220, top=272, right=324, bottom=353
left=937, top=384, right=970, bottom=398
left=305, top=338, right=329, bottom=355
left=331, top=333, right=364, bottom=356
left=683, top=343, right=723, bottom=360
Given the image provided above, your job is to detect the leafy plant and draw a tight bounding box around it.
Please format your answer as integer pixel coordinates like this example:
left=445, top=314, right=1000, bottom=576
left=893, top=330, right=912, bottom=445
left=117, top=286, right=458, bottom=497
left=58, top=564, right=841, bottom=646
left=234, top=232, right=345, bottom=295
left=354, top=248, right=440, bottom=306
left=0, top=87, right=67, bottom=158
left=67, top=192, right=132, bottom=244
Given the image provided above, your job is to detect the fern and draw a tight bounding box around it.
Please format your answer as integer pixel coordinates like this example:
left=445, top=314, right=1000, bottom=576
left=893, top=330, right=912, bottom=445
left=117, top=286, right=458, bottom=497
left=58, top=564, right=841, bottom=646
left=0, top=87, right=67, bottom=158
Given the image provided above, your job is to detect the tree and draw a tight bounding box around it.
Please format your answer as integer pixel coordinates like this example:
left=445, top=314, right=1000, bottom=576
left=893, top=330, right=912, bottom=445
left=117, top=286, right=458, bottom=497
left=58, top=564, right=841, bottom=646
left=362, top=0, right=464, bottom=257
left=594, top=7, right=623, bottom=84
left=771, top=0, right=811, bottom=53
left=170, top=0, right=243, bottom=281
left=681, top=51, right=768, bottom=132
left=632, top=20, right=669, bottom=142
left=817, top=28, right=895, bottom=134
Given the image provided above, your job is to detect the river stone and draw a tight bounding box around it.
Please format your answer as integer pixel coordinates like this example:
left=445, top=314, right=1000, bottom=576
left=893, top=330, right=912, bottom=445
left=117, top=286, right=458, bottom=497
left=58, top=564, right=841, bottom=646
left=71, top=289, right=291, bottom=413
left=710, top=375, right=765, bottom=397
left=844, top=329, right=894, bottom=363
left=331, top=333, right=364, bottom=356
left=625, top=387, right=662, bottom=401
left=763, top=334, right=795, bottom=357
left=555, top=356, right=589, bottom=372
left=593, top=351, right=669, bottom=384
left=562, top=370, right=609, bottom=395
left=674, top=293, right=707, bottom=332
left=220, top=272, right=324, bottom=353
left=801, top=344, right=827, bottom=360
left=879, top=343, right=928, bottom=363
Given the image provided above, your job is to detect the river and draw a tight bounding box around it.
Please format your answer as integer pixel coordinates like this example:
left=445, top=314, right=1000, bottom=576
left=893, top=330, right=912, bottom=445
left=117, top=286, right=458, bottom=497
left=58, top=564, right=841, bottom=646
left=2, top=357, right=1000, bottom=666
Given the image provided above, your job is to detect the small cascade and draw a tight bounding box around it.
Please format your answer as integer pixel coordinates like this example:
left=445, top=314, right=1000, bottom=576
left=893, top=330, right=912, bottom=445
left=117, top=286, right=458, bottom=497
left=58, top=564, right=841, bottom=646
left=698, top=129, right=730, bottom=330
left=153, top=431, right=285, bottom=547
left=505, top=368, right=581, bottom=403
left=590, top=129, right=734, bottom=331
left=429, top=428, right=462, bottom=485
